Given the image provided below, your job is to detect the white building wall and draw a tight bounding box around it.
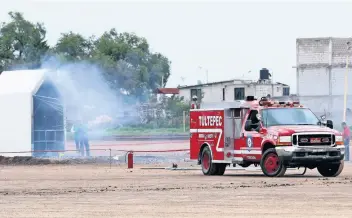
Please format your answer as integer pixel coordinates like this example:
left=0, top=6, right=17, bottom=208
left=246, top=85, right=256, bottom=97
left=224, top=84, right=235, bottom=101
left=331, top=38, right=352, bottom=66
left=273, top=84, right=285, bottom=97
left=297, top=68, right=329, bottom=96
left=331, top=68, right=352, bottom=95
left=297, top=38, right=352, bottom=97
left=201, top=85, right=224, bottom=102
left=297, top=38, right=331, bottom=65
left=296, top=37, right=352, bottom=123
left=178, top=89, right=191, bottom=102
left=224, top=84, right=252, bottom=101
left=178, top=81, right=289, bottom=103
left=255, top=84, right=272, bottom=98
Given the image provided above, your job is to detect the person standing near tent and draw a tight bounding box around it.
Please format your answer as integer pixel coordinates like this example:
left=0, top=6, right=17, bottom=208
left=79, top=121, right=90, bottom=157
left=342, top=122, right=350, bottom=161
left=70, top=121, right=82, bottom=154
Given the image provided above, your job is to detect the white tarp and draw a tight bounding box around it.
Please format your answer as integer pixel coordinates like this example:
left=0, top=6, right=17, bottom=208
left=0, top=69, right=48, bottom=156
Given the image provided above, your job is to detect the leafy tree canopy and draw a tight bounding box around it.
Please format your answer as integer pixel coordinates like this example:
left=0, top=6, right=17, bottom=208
left=0, top=12, right=171, bottom=102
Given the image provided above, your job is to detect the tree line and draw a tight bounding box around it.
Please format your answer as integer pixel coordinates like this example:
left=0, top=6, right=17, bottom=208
left=0, top=11, right=189, bottom=129
left=0, top=11, right=171, bottom=101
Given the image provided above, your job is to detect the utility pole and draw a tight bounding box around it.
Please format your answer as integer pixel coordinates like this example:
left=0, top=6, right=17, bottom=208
left=343, top=41, right=352, bottom=122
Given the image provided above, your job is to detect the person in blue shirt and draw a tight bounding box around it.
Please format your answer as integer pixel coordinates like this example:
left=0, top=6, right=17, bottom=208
left=71, top=121, right=82, bottom=154
left=71, top=120, right=90, bottom=157
left=79, top=122, right=90, bottom=157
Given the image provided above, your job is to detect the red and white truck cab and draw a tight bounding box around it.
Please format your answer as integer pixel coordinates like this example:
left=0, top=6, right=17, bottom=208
left=189, top=96, right=345, bottom=177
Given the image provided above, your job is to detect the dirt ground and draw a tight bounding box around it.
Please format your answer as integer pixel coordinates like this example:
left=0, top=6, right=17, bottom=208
left=1, top=162, right=352, bottom=218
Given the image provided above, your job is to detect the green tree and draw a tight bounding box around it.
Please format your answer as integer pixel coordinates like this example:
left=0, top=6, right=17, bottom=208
left=91, top=28, right=171, bottom=101
left=152, top=95, right=190, bottom=128
left=0, top=12, right=49, bottom=71
left=54, top=32, right=94, bottom=61
left=0, top=11, right=177, bottom=121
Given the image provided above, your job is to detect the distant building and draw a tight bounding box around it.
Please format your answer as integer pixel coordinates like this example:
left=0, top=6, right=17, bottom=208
left=178, top=68, right=290, bottom=102
left=295, top=37, right=352, bottom=122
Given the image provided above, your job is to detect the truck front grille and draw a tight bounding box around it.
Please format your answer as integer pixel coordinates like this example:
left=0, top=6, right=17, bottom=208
left=292, top=133, right=334, bottom=146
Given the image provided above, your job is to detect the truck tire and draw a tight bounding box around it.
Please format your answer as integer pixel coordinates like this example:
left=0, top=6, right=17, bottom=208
left=317, top=161, right=344, bottom=177
left=215, top=163, right=227, bottom=175
left=260, top=148, right=286, bottom=177
left=201, top=146, right=218, bottom=175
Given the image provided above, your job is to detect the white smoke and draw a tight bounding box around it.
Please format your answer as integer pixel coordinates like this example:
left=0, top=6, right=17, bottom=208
left=41, top=56, right=139, bottom=130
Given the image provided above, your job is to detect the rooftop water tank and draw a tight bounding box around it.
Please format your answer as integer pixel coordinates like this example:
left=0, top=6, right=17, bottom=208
left=259, top=68, right=271, bottom=80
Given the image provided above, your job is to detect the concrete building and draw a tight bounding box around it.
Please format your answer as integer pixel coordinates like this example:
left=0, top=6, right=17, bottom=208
left=295, top=37, right=352, bottom=122
left=178, top=69, right=290, bottom=103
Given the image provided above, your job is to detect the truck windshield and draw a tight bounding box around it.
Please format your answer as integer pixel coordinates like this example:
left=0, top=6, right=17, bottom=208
left=261, top=108, right=319, bottom=127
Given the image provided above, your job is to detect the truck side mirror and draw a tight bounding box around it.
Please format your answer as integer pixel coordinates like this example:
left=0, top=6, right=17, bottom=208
left=327, top=120, right=333, bottom=129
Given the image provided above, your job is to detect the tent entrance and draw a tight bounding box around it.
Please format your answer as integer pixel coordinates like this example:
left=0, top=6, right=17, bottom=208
left=33, top=80, right=64, bottom=157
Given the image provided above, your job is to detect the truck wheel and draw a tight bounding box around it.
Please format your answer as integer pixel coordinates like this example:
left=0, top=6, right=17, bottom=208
left=317, top=161, right=344, bottom=177
left=201, top=146, right=218, bottom=175
left=216, top=164, right=227, bottom=175
left=260, top=148, right=286, bottom=177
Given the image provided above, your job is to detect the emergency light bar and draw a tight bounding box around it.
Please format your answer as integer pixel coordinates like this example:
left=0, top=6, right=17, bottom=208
left=258, top=96, right=302, bottom=107
left=248, top=95, right=303, bottom=108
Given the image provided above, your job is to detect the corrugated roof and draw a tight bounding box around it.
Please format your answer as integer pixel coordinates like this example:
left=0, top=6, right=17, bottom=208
left=0, top=69, right=48, bottom=95
left=155, top=88, right=180, bottom=94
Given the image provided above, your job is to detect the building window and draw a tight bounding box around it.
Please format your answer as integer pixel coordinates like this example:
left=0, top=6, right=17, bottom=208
left=222, top=88, right=225, bottom=101
left=283, top=87, right=290, bottom=96
left=190, top=88, right=202, bottom=100
left=234, top=88, right=245, bottom=100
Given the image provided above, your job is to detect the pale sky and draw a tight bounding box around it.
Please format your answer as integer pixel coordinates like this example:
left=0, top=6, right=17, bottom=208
left=1, top=0, right=352, bottom=93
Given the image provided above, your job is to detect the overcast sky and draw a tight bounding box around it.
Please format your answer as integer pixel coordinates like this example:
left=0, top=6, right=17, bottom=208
left=1, top=0, right=351, bottom=93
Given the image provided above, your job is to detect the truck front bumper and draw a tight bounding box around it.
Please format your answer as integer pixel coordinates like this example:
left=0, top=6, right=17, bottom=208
left=275, top=145, right=345, bottom=166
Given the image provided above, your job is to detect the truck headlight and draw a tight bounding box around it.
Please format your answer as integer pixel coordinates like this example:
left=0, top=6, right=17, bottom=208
left=279, top=136, right=291, bottom=143
left=335, top=136, right=343, bottom=142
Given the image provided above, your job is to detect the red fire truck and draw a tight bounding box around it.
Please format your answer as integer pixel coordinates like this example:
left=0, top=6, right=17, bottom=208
left=189, top=96, right=345, bottom=177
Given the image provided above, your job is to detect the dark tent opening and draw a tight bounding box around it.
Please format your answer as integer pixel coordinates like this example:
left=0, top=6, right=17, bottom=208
left=32, top=80, right=64, bottom=157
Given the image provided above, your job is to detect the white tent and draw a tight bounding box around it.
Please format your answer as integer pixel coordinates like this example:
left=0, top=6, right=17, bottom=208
left=0, top=69, right=65, bottom=157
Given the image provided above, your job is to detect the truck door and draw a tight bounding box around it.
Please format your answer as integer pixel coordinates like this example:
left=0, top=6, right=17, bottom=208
left=241, top=109, right=262, bottom=161
left=225, top=108, right=243, bottom=162
left=223, top=108, right=241, bottom=162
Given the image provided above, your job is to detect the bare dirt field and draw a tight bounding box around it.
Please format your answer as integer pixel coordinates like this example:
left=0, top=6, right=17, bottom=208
left=1, top=162, right=352, bottom=218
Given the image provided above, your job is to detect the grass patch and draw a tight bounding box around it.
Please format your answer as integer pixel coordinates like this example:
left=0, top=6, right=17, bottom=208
left=106, top=127, right=187, bottom=135
left=66, top=127, right=189, bottom=138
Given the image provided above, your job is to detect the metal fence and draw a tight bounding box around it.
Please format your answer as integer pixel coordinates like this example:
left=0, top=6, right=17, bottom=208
left=33, top=130, right=65, bottom=157
left=0, top=148, right=191, bottom=167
